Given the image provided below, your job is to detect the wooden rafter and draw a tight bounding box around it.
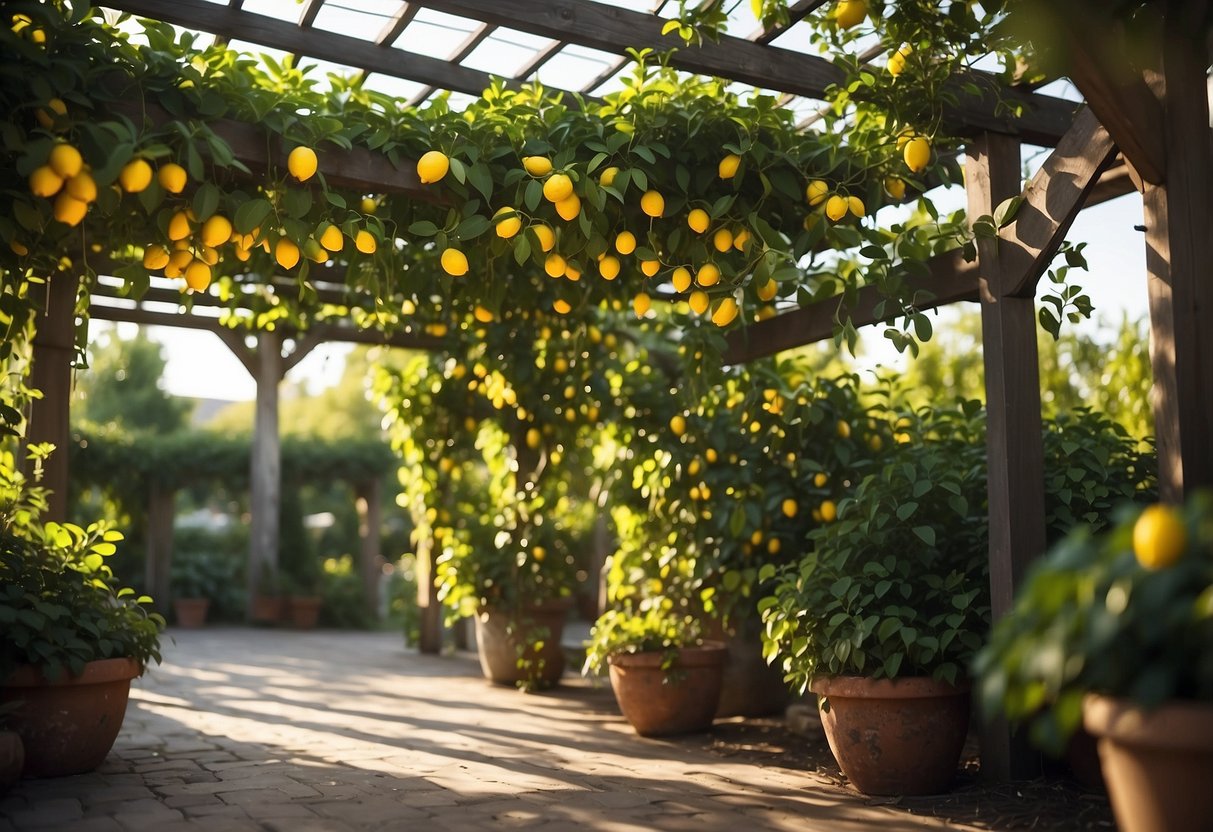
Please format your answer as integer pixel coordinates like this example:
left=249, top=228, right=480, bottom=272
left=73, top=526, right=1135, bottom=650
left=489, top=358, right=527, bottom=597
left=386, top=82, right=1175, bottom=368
left=297, top=0, right=325, bottom=29
left=748, top=0, right=826, bottom=45
left=408, top=22, right=497, bottom=107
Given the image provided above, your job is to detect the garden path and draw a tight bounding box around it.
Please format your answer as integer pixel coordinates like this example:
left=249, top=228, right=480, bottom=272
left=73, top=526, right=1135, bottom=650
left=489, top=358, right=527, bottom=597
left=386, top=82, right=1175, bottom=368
left=1, top=628, right=990, bottom=831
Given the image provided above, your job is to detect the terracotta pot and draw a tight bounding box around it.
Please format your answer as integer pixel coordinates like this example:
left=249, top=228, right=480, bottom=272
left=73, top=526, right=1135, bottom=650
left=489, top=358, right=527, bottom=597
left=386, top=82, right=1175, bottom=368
left=288, top=596, right=323, bottom=630
left=250, top=594, right=283, bottom=625
left=475, top=598, right=572, bottom=689
left=0, top=657, right=139, bottom=778
left=608, top=643, right=727, bottom=737
left=172, top=597, right=209, bottom=629
left=0, top=731, right=23, bottom=794
left=713, top=615, right=789, bottom=718
left=1083, top=694, right=1213, bottom=832
left=811, top=675, right=970, bottom=795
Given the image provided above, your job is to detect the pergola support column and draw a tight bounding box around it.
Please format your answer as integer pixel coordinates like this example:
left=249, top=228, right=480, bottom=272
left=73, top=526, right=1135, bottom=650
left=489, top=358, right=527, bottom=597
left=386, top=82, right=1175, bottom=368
left=26, top=275, right=79, bottom=522
left=248, top=331, right=283, bottom=610
left=145, top=483, right=176, bottom=613
left=967, top=132, right=1046, bottom=781
left=355, top=477, right=383, bottom=620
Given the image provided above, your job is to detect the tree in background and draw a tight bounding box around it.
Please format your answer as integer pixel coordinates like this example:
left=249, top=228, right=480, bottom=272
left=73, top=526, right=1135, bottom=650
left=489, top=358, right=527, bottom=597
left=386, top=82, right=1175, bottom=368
left=897, top=310, right=1153, bottom=442
left=73, top=328, right=189, bottom=434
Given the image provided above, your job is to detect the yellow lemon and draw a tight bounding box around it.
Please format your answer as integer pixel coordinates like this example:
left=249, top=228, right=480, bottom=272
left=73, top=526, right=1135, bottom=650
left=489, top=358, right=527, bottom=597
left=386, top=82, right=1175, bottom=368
left=806, top=179, right=829, bottom=206
left=49, top=144, right=83, bottom=178
left=532, top=224, right=556, bottom=252
left=687, top=208, right=710, bottom=233
left=904, top=136, right=931, bottom=173
left=142, top=244, right=170, bottom=270
left=319, top=223, right=344, bottom=252
left=640, top=190, right=665, bottom=218
left=733, top=228, right=750, bottom=251
left=820, top=500, right=838, bottom=522
left=757, top=305, right=777, bottom=320
left=158, top=162, right=187, bottom=194
left=671, top=266, right=692, bottom=293
left=1133, top=504, right=1188, bottom=570
left=119, top=158, right=153, bottom=193
left=837, top=419, right=851, bottom=439
left=555, top=193, right=580, bottom=221
left=543, top=173, right=574, bottom=203
left=598, top=255, right=620, bottom=280
left=848, top=195, right=866, bottom=218
left=718, top=153, right=741, bottom=179
left=711, top=297, right=739, bottom=327
left=36, top=97, right=67, bottom=129
left=441, top=248, right=469, bottom=276
left=494, top=206, right=522, bottom=238
left=756, top=279, right=777, bottom=301
left=29, top=165, right=63, bottom=197
left=168, top=211, right=192, bottom=241
left=355, top=230, right=377, bottom=254
left=885, top=177, right=907, bottom=200
left=888, top=43, right=912, bottom=76
left=834, top=0, right=867, bottom=29
left=689, top=290, right=709, bottom=315
left=564, top=263, right=582, bottom=281
left=303, top=238, right=327, bottom=263
left=767, top=538, right=781, bottom=555
left=526, top=428, right=541, bottom=449
left=553, top=299, right=572, bottom=315
left=287, top=146, right=318, bottom=181
left=825, top=194, right=849, bottom=222
left=633, top=292, right=651, bottom=317
left=184, top=260, right=212, bottom=292
left=9, top=241, right=28, bottom=256
left=615, top=230, right=636, bottom=255
left=814, top=472, right=829, bottom=488
left=360, top=196, right=377, bottom=214
left=712, top=228, right=733, bottom=252
left=532, top=546, right=546, bottom=562
left=697, top=263, right=720, bottom=287
left=544, top=252, right=566, bottom=278
left=522, top=156, right=552, bottom=176
left=417, top=150, right=450, bottom=184
left=599, top=166, right=619, bottom=187
left=782, top=498, right=798, bottom=518
left=641, top=259, right=660, bottom=277
left=473, top=305, right=494, bottom=323
left=201, top=215, right=232, bottom=248
left=233, top=245, right=251, bottom=262
left=275, top=237, right=301, bottom=269
left=670, top=414, right=686, bottom=436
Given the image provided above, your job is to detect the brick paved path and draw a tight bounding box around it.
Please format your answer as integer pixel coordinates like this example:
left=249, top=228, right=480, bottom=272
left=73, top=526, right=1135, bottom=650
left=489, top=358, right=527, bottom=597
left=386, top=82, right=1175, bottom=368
left=0, top=629, right=976, bottom=831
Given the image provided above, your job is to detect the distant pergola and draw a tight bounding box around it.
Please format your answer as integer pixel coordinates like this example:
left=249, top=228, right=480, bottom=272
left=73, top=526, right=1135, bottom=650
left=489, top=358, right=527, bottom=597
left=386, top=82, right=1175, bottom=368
left=26, top=0, right=1211, bottom=781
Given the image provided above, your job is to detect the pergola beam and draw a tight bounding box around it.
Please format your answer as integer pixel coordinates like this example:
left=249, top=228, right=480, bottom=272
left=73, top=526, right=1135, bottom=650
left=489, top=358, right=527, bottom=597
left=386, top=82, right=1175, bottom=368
left=749, top=0, right=825, bottom=45
left=721, top=249, right=979, bottom=364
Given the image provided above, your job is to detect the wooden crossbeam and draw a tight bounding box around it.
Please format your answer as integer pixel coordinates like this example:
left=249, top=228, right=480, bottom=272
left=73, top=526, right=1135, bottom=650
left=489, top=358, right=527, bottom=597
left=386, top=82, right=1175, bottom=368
left=297, top=0, right=325, bottom=28
left=721, top=248, right=979, bottom=364
left=749, top=0, right=826, bottom=45
left=408, top=22, right=497, bottom=107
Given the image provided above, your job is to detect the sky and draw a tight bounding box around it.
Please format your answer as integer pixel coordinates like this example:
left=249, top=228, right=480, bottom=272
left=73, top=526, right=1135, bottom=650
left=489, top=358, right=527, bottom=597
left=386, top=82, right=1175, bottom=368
left=91, top=3, right=1154, bottom=402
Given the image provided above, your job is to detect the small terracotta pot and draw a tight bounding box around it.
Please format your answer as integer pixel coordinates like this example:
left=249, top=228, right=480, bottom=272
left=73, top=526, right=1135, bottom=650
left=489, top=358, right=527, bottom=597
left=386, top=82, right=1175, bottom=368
left=1083, top=694, right=1213, bottom=832
left=288, top=596, right=323, bottom=630
left=811, top=675, right=970, bottom=795
left=0, top=657, right=140, bottom=778
left=608, top=643, right=727, bottom=737
left=475, top=599, right=572, bottom=689
left=172, top=597, right=209, bottom=629
left=0, top=731, right=23, bottom=793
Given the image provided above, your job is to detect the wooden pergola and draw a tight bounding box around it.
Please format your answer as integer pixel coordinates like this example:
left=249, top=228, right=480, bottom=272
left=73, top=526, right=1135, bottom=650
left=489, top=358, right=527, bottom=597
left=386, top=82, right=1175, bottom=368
left=25, top=0, right=1212, bottom=781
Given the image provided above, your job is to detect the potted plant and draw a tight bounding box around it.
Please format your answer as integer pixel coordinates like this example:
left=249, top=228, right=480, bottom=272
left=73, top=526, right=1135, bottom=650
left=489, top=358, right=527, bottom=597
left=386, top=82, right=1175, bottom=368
left=760, top=405, right=989, bottom=795
left=584, top=598, right=726, bottom=736
left=169, top=552, right=215, bottom=628
left=975, top=494, right=1213, bottom=832
left=0, top=451, right=164, bottom=778
left=283, top=571, right=324, bottom=630
left=250, top=561, right=283, bottom=625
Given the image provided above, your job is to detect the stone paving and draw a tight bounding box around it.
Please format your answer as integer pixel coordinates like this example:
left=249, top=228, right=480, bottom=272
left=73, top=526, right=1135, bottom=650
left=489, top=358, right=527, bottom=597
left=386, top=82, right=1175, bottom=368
left=0, top=628, right=982, bottom=831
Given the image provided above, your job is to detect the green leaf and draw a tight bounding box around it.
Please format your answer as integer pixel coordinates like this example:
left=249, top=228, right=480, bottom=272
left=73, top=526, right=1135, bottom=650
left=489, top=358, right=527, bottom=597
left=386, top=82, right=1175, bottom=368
left=912, top=526, right=936, bottom=546
left=408, top=221, right=439, bottom=237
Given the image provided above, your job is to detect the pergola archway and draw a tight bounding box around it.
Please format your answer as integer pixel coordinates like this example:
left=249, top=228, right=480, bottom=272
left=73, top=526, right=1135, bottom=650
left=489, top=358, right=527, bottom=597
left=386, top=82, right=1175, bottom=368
left=16, top=0, right=1211, bottom=782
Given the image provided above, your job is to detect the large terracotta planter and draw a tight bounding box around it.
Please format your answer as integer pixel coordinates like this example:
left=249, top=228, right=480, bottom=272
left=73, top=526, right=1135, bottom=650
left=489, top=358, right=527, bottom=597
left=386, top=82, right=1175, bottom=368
left=811, top=675, right=970, bottom=795
left=1083, top=694, right=1213, bottom=832
left=172, top=597, right=209, bottom=629
left=0, top=657, right=140, bottom=778
left=713, top=615, right=789, bottom=718
left=608, top=643, right=727, bottom=736
left=288, top=596, right=323, bottom=630
left=475, top=598, right=572, bottom=689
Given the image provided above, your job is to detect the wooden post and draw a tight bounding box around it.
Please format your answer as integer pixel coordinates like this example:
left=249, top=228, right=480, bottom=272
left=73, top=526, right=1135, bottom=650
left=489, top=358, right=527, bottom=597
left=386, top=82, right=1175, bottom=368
left=355, top=478, right=383, bottom=620
left=1141, top=2, right=1213, bottom=501
left=416, top=531, right=443, bottom=654
left=248, top=330, right=283, bottom=612
left=26, top=275, right=79, bottom=521
left=967, top=132, right=1046, bottom=781
left=144, top=483, right=176, bottom=613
